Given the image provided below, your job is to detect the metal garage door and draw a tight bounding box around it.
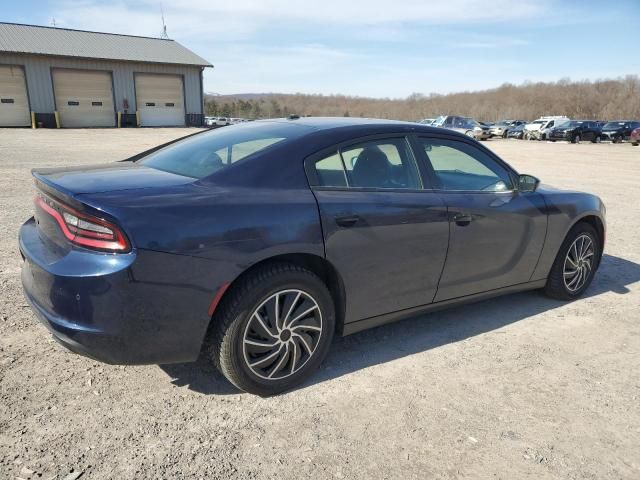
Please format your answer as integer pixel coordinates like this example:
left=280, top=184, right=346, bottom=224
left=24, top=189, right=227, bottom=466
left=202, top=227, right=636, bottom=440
left=135, top=74, right=185, bottom=127
left=53, top=69, right=115, bottom=128
left=0, top=65, right=30, bottom=127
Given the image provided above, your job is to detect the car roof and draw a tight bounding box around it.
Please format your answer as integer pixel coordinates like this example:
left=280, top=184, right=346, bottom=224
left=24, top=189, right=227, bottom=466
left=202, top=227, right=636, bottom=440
left=253, top=116, right=447, bottom=136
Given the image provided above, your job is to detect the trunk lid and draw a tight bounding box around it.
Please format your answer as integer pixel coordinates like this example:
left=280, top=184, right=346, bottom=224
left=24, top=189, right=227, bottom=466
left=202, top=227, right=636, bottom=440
left=32, top=162, right=195, bottom=196
left=31, top=162, right=194, bottom=252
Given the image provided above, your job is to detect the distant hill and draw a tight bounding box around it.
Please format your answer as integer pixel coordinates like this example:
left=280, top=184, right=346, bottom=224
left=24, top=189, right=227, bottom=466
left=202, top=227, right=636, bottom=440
left=204, top=76, right=640, bottom=122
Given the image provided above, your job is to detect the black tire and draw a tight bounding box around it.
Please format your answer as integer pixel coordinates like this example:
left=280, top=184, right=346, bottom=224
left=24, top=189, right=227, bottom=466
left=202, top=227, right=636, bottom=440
left=614, top=135, right=622, bottom=143
left=543, top=222, right=601, bottom=301
left=502, top=131, right=508, bottom=138
left=592, top=135, right=601, bottom=144
left=572, top=135, right=581, bottom=144
left=632, top=142, right=639, bottom=146
left=209, top=263, right=335, bottom=396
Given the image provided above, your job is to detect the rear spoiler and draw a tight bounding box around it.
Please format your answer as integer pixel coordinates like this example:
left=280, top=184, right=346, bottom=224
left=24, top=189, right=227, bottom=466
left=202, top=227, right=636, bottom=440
left=31, top=172, right=87, bottom=211
left=119, top=128, right=212, bottom=163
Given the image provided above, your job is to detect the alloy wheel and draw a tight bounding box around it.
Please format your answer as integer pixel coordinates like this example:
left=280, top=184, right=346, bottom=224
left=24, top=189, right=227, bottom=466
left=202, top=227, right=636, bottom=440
left=574, top=135, right=581, bottom=144
left=563, top=234, right=594, bottom=292
left=242, top=289, right=323, bottom=380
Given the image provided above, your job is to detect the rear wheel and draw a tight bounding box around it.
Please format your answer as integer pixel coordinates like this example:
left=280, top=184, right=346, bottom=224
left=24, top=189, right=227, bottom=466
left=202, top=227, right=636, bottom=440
left=543, top=223, right=600, bottom=300
left=209, top=263, right=335, bottom=396
left=593, top=135, right=601, bottom=143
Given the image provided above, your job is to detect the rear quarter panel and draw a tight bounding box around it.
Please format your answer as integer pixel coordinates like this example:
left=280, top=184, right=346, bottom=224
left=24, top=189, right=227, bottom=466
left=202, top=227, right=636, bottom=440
left=77, top=184, right=324, bottom=353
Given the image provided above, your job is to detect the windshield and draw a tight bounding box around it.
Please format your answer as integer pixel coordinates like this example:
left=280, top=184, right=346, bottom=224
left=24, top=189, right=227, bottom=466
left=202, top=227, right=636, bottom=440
left=561, top=121, right=583, bottom=128
left=432, top=116, right=446, bottom=127
left=140, top=122, right=307, bottom=178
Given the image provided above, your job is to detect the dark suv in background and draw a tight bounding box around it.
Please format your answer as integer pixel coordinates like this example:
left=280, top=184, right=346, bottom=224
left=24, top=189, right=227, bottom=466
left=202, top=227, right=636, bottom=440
left=600, top=121, right=640, bottom=143
left=548, top=120, right=603, bottom=143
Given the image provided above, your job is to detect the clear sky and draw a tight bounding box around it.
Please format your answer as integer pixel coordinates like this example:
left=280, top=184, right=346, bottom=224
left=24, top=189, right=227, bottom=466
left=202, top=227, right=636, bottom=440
left=3, top=0, right=639, bottom=98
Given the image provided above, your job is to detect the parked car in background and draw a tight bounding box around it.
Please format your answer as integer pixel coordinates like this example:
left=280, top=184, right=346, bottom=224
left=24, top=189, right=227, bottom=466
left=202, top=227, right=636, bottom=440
left=204, top=116, right=216, bottom=126
left=631, top=127, right=640, bottom=146
left=548, top=120, right=603, bottom=143
left=215, top=117, right=230, bottom=126
left=19, top=117, right=606, bottom=395
left=507, top=124, right=526, bottom=139
left=432, top=115, right=491, bottom=140
left=524, top=116, right=570, bottom=140
left=600, top=121, right=640, bottom=143
left=490, top=120, right=527, bottom=138
left=490, top=122, right=510, bottom=137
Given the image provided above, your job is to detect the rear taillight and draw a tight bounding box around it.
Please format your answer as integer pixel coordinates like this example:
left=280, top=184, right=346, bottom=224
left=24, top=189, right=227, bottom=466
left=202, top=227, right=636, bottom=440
left=35, top=193, right=130, bottom=252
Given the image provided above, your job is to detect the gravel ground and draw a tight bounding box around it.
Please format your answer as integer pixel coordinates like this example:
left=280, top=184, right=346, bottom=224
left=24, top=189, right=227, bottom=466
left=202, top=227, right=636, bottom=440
left=1, top=128, right=639, bottom=480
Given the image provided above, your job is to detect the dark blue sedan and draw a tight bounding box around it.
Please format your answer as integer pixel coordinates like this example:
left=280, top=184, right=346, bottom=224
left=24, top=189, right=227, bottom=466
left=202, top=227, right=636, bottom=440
left=20, top=118, right=606, bottom=395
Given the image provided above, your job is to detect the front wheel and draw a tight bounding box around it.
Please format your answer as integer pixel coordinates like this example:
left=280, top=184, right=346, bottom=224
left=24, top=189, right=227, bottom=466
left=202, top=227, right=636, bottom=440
left=543, top=223, right=601, bottom=300
left=465, top=130, right=474, bottom=137
left=572, top=135, right=581, bottom=144
left=209, top=263, right=335, bottom=395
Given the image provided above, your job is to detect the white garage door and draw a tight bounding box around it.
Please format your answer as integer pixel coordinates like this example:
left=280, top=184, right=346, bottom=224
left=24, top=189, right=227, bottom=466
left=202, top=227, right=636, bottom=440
left=136, top=74, right=185, bottom=127
left=53, top=69, right=115, bottom=128
left=0, top=65, right=30, bottom=127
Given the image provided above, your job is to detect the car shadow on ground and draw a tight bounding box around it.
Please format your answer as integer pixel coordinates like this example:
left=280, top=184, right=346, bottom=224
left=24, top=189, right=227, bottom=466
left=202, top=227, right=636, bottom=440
left=159, top=253, right=640, bottom=395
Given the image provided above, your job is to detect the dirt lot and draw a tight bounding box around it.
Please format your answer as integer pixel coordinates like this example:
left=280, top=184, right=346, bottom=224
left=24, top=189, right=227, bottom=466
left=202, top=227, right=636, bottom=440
left=1, top=128, right=639, bottom=479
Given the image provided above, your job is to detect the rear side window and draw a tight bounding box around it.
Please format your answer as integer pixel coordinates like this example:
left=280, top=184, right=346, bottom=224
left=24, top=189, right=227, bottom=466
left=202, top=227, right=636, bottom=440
left=315, top=152, right=348, bottom=187
left=419, top=138, right=513, bottom=192
left=140, top=122, right=307, bottom=178
left=313, top=137, right=422, bottom=189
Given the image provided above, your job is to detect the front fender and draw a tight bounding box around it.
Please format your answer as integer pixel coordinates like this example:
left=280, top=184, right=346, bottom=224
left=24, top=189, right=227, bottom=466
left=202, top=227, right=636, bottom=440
left=531, top=188, right=605, bottom=281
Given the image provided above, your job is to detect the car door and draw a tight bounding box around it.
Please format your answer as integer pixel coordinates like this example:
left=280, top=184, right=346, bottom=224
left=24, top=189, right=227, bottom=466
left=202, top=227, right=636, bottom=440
left=415, top=135, right=547, bottom=301
left=583, top=122, right=594, bottom=141
left=306, top=135, right=449, bottom=323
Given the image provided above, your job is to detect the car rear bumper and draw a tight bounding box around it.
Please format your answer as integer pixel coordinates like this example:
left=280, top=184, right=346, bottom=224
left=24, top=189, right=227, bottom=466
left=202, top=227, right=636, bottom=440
left=19, top=217, right=213, bottom=365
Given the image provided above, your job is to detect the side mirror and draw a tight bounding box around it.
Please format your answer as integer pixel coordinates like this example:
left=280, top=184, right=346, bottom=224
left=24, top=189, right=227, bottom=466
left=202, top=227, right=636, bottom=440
left=518, top=174, right=540, bottom=192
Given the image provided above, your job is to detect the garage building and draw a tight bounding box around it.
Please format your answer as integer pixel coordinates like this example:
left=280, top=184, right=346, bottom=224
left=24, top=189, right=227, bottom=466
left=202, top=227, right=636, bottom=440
left=0, top=22, right=211, bottom=128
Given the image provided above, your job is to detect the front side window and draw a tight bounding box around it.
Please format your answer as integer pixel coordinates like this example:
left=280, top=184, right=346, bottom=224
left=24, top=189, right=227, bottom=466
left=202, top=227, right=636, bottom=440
left=419, top=138, right=513, bottom=192
left=313, top=138, right=422, bottom=189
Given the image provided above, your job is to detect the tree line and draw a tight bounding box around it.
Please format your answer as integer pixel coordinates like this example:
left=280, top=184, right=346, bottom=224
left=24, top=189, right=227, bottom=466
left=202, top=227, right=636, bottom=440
left=204, top=75, right=640, bottom=122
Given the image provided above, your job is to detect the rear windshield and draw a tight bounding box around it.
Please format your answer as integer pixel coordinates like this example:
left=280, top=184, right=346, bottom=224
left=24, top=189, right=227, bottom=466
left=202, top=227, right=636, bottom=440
left=140, top=122, right=306, bottom=178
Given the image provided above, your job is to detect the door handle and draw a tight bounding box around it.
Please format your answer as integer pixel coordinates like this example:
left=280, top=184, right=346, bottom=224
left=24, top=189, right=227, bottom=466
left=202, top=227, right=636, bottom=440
left=453, top=214, right=473, bottom=226
left=335, top=215, right=360, bottom=227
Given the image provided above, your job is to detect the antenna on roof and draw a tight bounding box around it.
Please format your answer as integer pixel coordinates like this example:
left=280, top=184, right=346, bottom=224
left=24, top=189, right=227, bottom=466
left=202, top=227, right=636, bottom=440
left=160, top=4, right=169, bottom=39
left=51, top=17, right=57, bottom=28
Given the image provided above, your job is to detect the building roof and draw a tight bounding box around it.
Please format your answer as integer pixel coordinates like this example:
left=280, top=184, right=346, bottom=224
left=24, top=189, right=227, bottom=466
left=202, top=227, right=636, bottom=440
left=0, top=22, right=212, bottom=67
